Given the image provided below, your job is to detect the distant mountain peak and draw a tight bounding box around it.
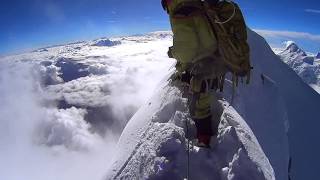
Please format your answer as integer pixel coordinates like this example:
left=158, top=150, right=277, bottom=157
left=285, top=41, right=296, bottom=49
left=284, top=41, right=307, bottom=56
left=91, top=39, right=121, bottom=47
left=316, top=52, right=320, bottom=59
left=146, top=31, right=173, bottom=39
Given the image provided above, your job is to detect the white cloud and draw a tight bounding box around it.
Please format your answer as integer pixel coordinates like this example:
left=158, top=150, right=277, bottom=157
left=36, top=107, right=99, bottom=151
left=0, top=63, right=116, bottom=180
left=0, top=33, right=175, bottom=180
left=47, top=75, right=111, bottom=107
left=253, top=29, right=320, bottom=42
left=305, top=9, right=320, bottom=14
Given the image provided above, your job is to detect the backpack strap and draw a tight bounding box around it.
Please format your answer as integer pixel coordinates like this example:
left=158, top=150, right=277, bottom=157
left=203, top=1, right=253, bottom=82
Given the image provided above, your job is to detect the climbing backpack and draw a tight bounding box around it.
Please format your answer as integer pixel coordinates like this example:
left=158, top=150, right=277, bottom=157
left=162, top=0, right=252, bottom=89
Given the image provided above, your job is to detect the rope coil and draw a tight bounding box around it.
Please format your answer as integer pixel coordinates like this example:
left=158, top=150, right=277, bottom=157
left=214, top=0, right=236, bottom=24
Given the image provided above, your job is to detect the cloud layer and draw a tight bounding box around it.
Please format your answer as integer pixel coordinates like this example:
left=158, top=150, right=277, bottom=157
left=0, top=32, right=175, bottom=180
left=0, top=60, right=115, bottom=180
left=254, top=29, right=320, bottom=42
left=305, top=9, right=320, bottom=14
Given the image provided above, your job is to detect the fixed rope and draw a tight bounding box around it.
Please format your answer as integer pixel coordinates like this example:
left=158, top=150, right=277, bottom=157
left=214, top=0, right=236, bottom=24
left=185, top=118, right=190, bottom=180
left=182, top=81, right=194, bottom=180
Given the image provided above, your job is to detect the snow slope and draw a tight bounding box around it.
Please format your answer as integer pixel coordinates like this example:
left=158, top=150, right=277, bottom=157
left=247, top=30, right=320, bottom=180
left=105, top=78, right=275, bottom=180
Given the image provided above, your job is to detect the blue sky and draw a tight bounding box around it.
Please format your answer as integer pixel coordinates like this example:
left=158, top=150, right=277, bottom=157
left=0, top=0, right=319, bottom=55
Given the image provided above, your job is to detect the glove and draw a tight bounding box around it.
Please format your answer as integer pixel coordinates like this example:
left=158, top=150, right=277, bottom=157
left=181, top=71, right=192, bottom=84
left=167, top=46, right=174, bottom=58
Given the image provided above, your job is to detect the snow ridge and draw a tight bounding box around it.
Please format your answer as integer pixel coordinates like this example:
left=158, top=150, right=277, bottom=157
left=105, top=78, right=275, bottom=180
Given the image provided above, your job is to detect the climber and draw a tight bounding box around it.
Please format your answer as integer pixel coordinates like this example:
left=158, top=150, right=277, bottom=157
left=162, top=0, right=251, bottom=148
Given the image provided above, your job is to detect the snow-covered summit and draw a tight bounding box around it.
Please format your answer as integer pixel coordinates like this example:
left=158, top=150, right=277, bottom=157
left=278, top=41, right=310, bottom=66
left=282, top=41, right=307, bottom=56
left=276, top=41, right=320, bottom=93
left=285, top=41, right=295, bottom=49
left=91, top=39, right=121, bottom=47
